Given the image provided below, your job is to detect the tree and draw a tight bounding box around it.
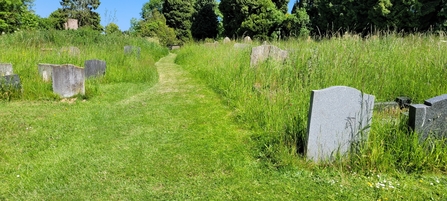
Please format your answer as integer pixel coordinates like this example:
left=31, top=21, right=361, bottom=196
left=141, top=0, right=164, bottom=19
left=191, top=0, right=218, bottom=40
left=59, top=0, right=102, bottom=30
left=105, top=22, right=121, bottom=35
left=0, top=0, right=39, bottom=33
left=139, top=9, right=177, bottom=45
left=163, top=0, right=194, bottom=43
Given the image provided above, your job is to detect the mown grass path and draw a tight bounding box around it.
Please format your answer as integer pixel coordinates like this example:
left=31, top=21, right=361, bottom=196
left=1, top=53, right=446, bottom=200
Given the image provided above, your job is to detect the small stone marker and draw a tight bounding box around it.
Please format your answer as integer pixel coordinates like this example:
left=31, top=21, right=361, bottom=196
left=38, top=63, right=56, bottom=82
left=169, top=45, right=181, bottom=50
left=233, top=43, right=250, bottom=49
left=409, top=94, right=447, bottom=140
left=244, top=36, right=252, bottom=43
left=0, top=74, right=21, bottom=89
left=60, top=46, right=80, bottom=56
left=85, top=59, right=106, bottom=78
left=250, top=45, right=289, bottom=67
left=52, top=64, right=85, bottom=98
left=223, top=37, right=231, bottom=44
left=0, top=63, right=13, bottom=76
left=306, top=86, right=375, bottom=162
left=124, top=46, right=141, bottom=56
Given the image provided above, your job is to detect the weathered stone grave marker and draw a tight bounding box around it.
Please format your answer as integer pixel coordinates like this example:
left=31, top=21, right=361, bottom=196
left=169, top=45, right=181, bottom=50
left=250, top=45, right=289, bottom=67
left=306, top=86, right=375, bottom=162
left=223, top=37, right=231, bottom=44
left=38, top=63, right=56, bottom=82
left=409, top=94, right=447, bottom=140
left=85, top=59, right=106, bottom=78
left=0, top=63, right=13, bottom=76
left=244, top=36, right=252, bottom=43
left=124, top=46, right=141, bottom=56
left=233, top=43, right=250, bottom=49
left=0, top=74, right=21, bottom=89
left=60, top=46, right=80, bottom=56
left=52, top=64, right=85, bottom=98
left=204, top=41, right=218, bottom=48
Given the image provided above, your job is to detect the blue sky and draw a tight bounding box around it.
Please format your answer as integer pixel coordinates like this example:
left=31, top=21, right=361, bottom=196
left=33, top=1, right=296, bottom=31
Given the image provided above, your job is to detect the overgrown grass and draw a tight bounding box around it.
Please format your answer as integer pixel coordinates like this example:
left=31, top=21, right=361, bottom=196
left=175, top=34, right=447, bottom=173
left=0, top=29, right=169, bottom=100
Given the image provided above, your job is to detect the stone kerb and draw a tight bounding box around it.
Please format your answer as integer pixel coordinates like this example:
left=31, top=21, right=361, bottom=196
left=52, top=64, right=85, bottom=98
left=409, top=94, right=447, bottom=140
left=306, top=86, right=375, bottom=162
left=124, top=46, right=141, bottom=56
left=250, top=45, right=289, bottom=67
left=85, top=59, right=106, bottom=78
left=0, top=63, right=13, bottom=76
left=38, top=63, right=56, bottom=82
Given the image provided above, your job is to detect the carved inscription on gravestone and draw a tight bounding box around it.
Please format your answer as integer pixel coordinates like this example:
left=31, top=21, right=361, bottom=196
left=409, top=94, right=447, bottom=140
left=52, top=64, right=85, bottom=98
left=306, top=86, right=375, bottom=162
left=85, top=60, right=106, bottom=78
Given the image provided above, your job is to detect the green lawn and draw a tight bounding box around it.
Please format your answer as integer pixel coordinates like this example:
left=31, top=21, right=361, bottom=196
left=1, top=53, right=446, bottom=200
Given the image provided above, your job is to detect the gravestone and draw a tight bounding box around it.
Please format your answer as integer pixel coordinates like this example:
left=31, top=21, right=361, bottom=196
left=250, top=45, right=289, bottom=67
left=0, top=63, right=13, bottom=76
left=409, top=94, right=447, bottom=140
left=0, top=74, right=21, bottom=89
left=64, top=18, right=78, bottom=30
left=244, top=36, right=252, bottom=43
left=60, top=46, right=80, bottom=56
left=85, top=60, right=106, bottom=78
left=223, top=37, right=231, bottom=44
left=124, top=46, right=141, bottom=56
left=38, top=63, right=56, bottom=82
left=233, top=43, right=250, bottom=49
left=204, top=41, right=218, bottom=48
left=169, top=45, right=181, bottom=50
left=306, top=86, right=375, bottom=162
left=52, top=64, right=85, bottom=98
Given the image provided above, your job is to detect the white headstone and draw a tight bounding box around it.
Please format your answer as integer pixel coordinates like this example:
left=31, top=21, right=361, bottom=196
left=306, top=86, right=375, bottom=162
left=223, top=37, right=231, bottom=44
left=244, top=36, right=252, bottom=43
left=0, top=63, right=13, bottom=76
left=52, top=64, right=85, bottom=98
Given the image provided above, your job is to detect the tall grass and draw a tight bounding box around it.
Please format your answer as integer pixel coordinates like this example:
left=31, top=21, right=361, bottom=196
left=0, top=29, right=169, bottom=100
left=175, top=34, right=447, bottom=173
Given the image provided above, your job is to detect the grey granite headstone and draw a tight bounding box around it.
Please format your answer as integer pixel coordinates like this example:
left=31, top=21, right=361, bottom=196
left=306, top=86, right=375, bottom=162
left=124, top=46, right=141, bottom=56
left=85, top=59, right=106, bottom=78
left=38, top=63, right=56, bottom=82
left=60, top=46, right=80, bottom=56
left=223, top=37, right=231, bottom=44
left=0, top=63, right=13, bottom=76
left=409, top=94, right=447, bottom=140
left=0, top=74, right=21, bottom=89
left=233, top=43, right=250, bottom=49
left=250, top=45, right=289, bottom=67
left=52, top=64, right=85, bottom=98
left=244, top=36, right=252, bottom=43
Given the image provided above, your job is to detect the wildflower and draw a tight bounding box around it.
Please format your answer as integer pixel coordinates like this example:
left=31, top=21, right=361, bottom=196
left=368, top=182, right=373, bottom=187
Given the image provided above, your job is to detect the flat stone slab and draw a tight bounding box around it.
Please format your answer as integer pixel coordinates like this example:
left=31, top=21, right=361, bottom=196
left=306, top=86, right=375, bottom=162
left=0, top=74, right=21, bottom=89
left=85, top=59, right=106, bottom=78
left=250, top=45, right=289, bottom=67
left=38, top=63, right=56, bottom=82
left=409, top=94, right=447, bottom=140
left=52, top=64, right=85, bottom=98
left=0, top=63, right=13, bottom=76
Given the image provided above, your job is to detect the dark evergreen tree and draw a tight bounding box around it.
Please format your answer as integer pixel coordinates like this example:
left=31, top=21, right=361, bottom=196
left=163, top=0, right=194, bottom=43
left=191, top=0, right=218, bottom=40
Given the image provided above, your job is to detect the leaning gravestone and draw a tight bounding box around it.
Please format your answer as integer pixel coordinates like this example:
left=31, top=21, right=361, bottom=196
left=0, top=74, right=21, bottom=89
left=250, top=45, right=289, bottom=67
left=244, top=36, right=252, bottom=43
left=85, top=59, right=106, bottom=78
left=306, top=86, right=375, bottom=162
left=52, top=64, right=85, bottom=98
left=124, top=46, right=141, bottom=56
left=38, top=63, right=56, bottom=82
left=0, top=63, right=13, bottom=76
left=223, top=37, right=231, bottom=44
left=409, top=94, right=447, bottom=140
